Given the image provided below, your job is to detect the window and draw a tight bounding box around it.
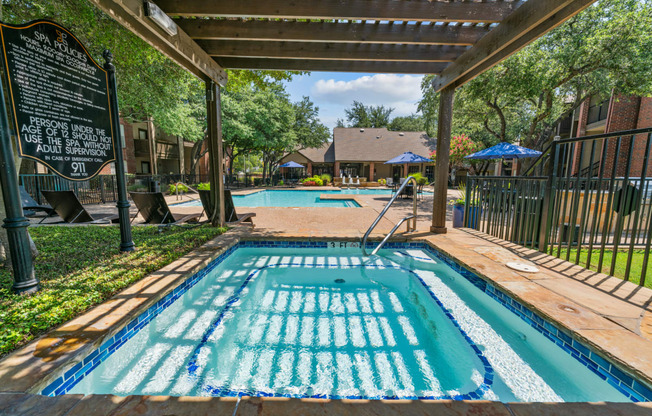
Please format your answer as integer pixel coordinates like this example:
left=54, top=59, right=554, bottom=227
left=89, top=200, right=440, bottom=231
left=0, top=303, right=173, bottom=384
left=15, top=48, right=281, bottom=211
left=408, top=166, right=420, bottom=174
left=587, top=96, right=609, bottom=124
left=138, top=129, right=148, bottom=141
left=425, top=165, right=434, bottom=182
left=141, top=161, right=151, bottom=174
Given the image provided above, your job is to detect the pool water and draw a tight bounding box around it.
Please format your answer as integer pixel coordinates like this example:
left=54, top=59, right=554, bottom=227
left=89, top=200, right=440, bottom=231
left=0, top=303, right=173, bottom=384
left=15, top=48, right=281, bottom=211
left=175, top=189, right=400, bottom=208
left=68, top=245, right=633, bottom=402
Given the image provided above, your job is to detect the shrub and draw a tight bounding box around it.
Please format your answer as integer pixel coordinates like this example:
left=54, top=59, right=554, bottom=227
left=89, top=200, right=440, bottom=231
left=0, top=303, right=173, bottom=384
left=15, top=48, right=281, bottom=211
left=279, top=180, right=284, bottom=186
left=303, top=180, right=316, bottom=186
left=127, top=183, right=147, bottom=192
left=409, top=172, right=428, bottom=185
left=254, top=178, right=262, bottom=186
left=313, top=177, right=323, bottom=186
left=197, top=182, right=210, bottom=191
left=378, top=178, right=386, bottom=185
left=168, top=183, right=189, bottom=194
left=320, top=174, right=331, bottom=185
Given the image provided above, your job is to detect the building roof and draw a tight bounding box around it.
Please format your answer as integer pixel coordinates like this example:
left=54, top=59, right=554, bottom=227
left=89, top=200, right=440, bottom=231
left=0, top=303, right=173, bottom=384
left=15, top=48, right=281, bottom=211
left=297, top=142, right=335, bottom=163
left=333, top=128, right=435, bottom=162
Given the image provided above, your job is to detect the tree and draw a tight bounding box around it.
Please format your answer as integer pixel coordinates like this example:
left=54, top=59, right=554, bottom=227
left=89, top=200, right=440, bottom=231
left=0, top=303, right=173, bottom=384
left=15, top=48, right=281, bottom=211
left=292, top=97, right=330, bottom=150
left=429, top=134, right=483, bottom=175
left=418, top=0, right=652, bottom=153
left=388, top=114, right=426, bottom=132
left=344, top=101, right=394, bottom=128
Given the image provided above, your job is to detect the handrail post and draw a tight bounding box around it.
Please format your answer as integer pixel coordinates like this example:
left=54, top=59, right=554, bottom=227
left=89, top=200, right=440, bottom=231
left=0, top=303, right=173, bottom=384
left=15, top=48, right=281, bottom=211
left=362, top=175, right=418, bottom=255
left=538, top=136, right=560, bottom=252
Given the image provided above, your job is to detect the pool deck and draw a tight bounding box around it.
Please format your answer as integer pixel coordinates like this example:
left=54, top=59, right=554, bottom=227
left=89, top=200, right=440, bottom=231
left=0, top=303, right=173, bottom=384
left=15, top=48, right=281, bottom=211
left=4, top=186, right=652, bottom=414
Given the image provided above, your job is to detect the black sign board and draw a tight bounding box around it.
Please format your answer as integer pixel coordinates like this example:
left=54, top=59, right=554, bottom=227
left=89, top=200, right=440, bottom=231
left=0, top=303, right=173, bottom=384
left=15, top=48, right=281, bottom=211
left=0, top=20, right=116, bottom=181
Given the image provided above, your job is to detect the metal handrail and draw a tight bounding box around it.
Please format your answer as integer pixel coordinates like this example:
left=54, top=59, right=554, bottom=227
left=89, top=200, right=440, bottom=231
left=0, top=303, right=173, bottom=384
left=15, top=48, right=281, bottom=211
left=362, top=176, right=418, bottom=256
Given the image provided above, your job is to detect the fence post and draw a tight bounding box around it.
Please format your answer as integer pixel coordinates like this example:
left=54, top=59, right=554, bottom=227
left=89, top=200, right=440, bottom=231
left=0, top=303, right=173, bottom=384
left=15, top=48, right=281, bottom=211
left=538, top=136, right=560, bottom=252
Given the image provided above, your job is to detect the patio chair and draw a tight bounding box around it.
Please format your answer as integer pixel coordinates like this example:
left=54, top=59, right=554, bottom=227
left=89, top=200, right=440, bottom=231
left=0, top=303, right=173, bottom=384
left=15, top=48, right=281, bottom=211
left=20, top=186, right=55, bottom=220
left=198, top=189, right=255, bottom=226
left=386, top=178, right=394, bottom=187
left=41, top=190, right=119, bottom=224
left=129, top=192, right=202, bottom=225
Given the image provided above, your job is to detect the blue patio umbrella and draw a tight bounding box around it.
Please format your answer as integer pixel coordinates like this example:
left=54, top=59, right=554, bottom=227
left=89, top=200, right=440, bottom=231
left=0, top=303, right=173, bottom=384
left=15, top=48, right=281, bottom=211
left=279, top=161, right=305, bottom=168
left=384, top=151, right=431, bottom=164
left=465, top=142, right=542, bottom=160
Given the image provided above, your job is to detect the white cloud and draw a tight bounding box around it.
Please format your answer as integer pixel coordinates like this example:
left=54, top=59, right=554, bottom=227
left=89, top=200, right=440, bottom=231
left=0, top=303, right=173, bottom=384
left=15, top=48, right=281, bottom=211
left=311, top=74, right=424, bottom=117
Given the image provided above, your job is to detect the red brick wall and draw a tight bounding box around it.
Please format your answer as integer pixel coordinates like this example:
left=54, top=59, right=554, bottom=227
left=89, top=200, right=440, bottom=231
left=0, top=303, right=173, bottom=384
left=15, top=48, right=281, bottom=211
left=635, top=97, right=652, bottom=176
left=603, top=94, right=641, bottom=177
left=571, top=98, right=590, bottom=175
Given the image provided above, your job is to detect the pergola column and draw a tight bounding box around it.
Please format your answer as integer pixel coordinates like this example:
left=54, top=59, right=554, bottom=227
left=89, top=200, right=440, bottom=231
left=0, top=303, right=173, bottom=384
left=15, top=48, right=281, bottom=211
left=369, top=162, right=375, bottom=181
left=431, top=86, right=455, bottom=234
left=206, top=81, right=226, bottom=227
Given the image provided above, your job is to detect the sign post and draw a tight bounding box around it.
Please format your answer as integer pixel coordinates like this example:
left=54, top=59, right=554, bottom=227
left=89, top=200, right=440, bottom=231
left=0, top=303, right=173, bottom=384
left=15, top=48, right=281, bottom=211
left=0, top=20, right=135, bottom=292
left=0, top=77, right=38, bottom=294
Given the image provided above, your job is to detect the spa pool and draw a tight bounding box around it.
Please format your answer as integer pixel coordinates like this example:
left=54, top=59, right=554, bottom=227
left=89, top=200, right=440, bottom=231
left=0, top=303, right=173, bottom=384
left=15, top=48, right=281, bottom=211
left=45, top=242, right=650, bottom=402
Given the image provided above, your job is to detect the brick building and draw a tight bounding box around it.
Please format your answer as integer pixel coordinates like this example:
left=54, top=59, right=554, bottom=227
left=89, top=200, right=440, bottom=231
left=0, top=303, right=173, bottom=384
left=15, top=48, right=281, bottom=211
left=559, top=92, right=652, bottom=177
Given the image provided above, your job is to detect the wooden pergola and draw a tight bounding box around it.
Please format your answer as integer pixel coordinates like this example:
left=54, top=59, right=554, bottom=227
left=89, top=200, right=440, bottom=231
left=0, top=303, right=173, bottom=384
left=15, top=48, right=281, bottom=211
left=90, top=0, right=596, bottom=231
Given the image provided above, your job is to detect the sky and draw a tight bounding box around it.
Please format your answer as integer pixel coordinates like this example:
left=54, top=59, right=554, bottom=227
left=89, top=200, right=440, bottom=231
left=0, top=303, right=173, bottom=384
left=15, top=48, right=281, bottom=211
left=283, top=72, right=425, bottom=132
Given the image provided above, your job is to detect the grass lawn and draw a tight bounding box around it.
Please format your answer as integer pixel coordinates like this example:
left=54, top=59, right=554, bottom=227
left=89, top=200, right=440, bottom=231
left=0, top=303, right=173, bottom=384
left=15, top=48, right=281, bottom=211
left=557, top=248, right=651, bottom=288
left=0, top=225, right=226, bottom=357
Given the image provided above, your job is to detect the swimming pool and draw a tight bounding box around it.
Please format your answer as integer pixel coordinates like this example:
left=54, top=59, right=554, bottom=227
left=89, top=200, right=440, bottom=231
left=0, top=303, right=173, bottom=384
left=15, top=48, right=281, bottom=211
left=174, top=189, right=399, bottom=208
left=47, top=242, right=650, bottom=402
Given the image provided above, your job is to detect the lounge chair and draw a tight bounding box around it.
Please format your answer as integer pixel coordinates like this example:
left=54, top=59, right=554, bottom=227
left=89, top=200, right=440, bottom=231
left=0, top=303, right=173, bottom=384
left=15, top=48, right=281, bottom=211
left=353, top=177, right=361, bottom=186
left=198, top=189, right=255, bottom=226
left=20, top=186, right=55, bottom=220
left=41, top=190, right=118, bottom=224
left=130, top=192, right=202, bottom=225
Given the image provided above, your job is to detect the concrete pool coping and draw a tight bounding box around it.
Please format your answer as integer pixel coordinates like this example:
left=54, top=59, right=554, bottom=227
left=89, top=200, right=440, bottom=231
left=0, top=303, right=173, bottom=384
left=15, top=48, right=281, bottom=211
left=1, top=227, right=651, bottom=415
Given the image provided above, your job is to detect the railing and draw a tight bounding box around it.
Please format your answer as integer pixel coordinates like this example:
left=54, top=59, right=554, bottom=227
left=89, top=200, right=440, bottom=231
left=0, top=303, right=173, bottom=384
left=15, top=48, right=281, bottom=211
left=19, top=173, right=210, bottom=206
left=362, top=176, right=418, bottom=256
left=465, top=127, right=652, bottom=287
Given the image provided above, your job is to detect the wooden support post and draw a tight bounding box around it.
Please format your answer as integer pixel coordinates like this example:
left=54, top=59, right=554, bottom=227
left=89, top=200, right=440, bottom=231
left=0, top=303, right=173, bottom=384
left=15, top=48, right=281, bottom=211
left=177, top=136, right=185, bottom=175
left=147, top=117, right=158, bottom=175
left=206, top=81, right=226, bottom=227
left=369, top=162, right=375, bottom=181
left=403, top=163, right=409, bottom=178
left=431, top=86, right=455, bottom=234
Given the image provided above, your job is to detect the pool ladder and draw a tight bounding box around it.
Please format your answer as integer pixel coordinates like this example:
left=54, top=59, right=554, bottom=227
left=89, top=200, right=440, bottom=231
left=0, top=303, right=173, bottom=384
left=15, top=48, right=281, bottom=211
left=362, top=176, right=418, bottom=256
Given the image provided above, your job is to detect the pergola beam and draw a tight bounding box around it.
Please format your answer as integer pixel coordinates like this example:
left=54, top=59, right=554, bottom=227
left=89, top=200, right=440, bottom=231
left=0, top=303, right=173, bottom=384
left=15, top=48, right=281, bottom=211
left=88, top=0, right=227, bottom=85
left=157, top=0, right=524, bottom=23
left=177, top=19, right=490, bottom=46
left=214, top=58, right=447, bottom=74
left=433, top=0, right=597, bottom=91
left=199, top=40, right=467, bottom=62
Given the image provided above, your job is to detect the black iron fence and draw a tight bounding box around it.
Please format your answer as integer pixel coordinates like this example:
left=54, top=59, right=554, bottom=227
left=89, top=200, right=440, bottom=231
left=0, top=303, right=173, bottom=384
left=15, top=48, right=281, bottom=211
left=465, top=127, right=652, bottom=286
left=20, top=173, right=210, bottom=206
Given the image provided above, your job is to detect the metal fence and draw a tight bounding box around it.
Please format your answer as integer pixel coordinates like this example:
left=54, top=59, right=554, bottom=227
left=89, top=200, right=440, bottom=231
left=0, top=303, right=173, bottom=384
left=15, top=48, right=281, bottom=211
left=20, top=173, right=210, bottom=206
left=465, top=127, right=652, bottom=286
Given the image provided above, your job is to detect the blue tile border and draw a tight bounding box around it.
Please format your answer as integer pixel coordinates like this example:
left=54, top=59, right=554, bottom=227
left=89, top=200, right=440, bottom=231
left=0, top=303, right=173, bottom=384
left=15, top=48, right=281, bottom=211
left=39, top=240, right=652, bottom=403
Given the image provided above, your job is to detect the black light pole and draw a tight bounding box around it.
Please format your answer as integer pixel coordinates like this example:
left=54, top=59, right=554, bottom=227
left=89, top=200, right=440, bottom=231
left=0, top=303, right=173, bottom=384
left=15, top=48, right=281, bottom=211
left=0, top=79, right=39, bottom=293
left=103, top=50, right=135, bottom=252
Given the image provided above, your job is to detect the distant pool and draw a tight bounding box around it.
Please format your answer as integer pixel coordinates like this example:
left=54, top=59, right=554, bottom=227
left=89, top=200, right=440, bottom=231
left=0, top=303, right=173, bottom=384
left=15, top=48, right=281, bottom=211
left=174, top=189, right=397, bottom=208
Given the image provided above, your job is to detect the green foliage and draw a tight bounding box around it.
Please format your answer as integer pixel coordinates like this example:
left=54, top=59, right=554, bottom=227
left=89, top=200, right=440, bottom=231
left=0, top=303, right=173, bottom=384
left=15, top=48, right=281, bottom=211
left=127, top=183, right=147, bottom=192
left=378, top=178, right=386, bottom=185
left=293, top=97, right=331, bottom=150
left=197, top=183, right=210, bottom=191
left=168, top=183, right=189, bottom=194
left=0, top=225, right=226, bottom=356
left=320, top=174, right=332, bottom=185
left=301, top=176, right=323, bottom=186
left=344, top=101, right=394, bottom=128
left=408, top=172, right=427, bottom=186
left=278, top=180, right=284, bottom=186
left=388, top=114, right=426, bottom=132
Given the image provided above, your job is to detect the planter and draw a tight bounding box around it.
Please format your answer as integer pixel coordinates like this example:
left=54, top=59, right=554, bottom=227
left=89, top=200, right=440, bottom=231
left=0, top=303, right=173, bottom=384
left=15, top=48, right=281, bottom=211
left=452, top=204, right=465, bottom=228
left=452, top=204, right=481, bottom=228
